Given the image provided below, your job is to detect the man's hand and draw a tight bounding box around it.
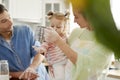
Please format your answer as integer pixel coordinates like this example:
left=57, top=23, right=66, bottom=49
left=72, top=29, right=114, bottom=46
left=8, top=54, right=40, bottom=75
left=19, top=67, right=39, bottom=80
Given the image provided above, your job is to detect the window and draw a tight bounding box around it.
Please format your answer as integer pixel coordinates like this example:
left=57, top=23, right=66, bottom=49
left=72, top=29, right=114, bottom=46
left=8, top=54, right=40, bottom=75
left=2, top=0, right=9, bottom=10
left=54, top=3, right=60, bottom=12
left=45, top=3, right=60, bottom=26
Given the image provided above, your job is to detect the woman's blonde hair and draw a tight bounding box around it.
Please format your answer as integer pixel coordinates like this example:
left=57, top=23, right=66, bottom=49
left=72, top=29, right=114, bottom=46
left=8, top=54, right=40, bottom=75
left=47, top=11, right=70, bottom=35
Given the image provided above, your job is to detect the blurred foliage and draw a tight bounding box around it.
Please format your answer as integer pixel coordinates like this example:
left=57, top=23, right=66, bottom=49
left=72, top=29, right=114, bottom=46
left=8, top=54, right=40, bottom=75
left=66, top=0, right=120, bottom=59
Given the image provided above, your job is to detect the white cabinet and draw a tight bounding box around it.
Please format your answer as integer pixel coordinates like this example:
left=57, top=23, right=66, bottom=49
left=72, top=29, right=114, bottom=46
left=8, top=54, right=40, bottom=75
left=9, top=0, right=42, bottom=23
left=0, top=0, right=2, bottom=3
left=5, top=0, right=67, bottom=24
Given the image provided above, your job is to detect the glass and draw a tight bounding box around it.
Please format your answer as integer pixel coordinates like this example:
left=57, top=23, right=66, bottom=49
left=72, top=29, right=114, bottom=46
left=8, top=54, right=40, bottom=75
left=0, top=60, right=9, bottom=80
left=35, top=26, right=46, bottom=43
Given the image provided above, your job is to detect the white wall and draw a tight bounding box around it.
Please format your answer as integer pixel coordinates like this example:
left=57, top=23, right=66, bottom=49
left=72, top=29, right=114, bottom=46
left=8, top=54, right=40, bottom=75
left=111, top=0, right=120, bottom=30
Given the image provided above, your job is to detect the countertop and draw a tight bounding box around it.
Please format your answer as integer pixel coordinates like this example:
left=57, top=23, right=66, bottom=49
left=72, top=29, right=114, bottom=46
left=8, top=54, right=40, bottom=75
left=107, top=70, right=120, bottom=79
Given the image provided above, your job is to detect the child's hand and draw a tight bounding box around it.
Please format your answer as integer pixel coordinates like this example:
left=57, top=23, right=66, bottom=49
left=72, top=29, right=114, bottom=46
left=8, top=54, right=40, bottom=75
left=32, top=46, right=47, bottom=55
left=32, top=46, right=39, bottom=52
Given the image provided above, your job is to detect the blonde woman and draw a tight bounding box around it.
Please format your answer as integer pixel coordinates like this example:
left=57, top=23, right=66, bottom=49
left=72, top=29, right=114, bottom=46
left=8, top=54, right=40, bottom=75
left=43, top=9, right=113, bottom=80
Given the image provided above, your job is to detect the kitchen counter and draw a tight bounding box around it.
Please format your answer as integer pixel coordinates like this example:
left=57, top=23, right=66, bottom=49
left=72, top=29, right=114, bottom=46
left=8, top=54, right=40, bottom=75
left=107, top=70, right=120, bottom=79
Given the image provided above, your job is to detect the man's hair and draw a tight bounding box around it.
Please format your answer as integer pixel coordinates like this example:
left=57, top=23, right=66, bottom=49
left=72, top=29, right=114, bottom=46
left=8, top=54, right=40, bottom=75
left=0, top=4, right=7, bottom=14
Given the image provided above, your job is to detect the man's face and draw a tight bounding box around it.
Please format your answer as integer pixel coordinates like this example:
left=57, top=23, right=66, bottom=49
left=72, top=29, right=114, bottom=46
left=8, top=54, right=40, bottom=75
left=0, top=11, right=13, bottom=34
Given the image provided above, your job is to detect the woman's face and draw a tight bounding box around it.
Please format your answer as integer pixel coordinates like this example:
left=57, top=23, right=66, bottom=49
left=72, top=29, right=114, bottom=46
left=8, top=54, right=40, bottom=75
left=50, top=17, right=65, bottom=35
left=73, top=10, right=89, bottom=29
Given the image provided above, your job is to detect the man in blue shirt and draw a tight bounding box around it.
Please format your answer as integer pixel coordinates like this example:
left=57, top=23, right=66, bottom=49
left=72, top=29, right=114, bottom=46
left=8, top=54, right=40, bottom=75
left=0, top=4, right=49, bottom=80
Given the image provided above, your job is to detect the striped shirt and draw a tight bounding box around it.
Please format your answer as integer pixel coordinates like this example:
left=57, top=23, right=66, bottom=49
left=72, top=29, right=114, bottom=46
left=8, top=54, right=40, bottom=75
left=41, top=36, right=67, bottom=65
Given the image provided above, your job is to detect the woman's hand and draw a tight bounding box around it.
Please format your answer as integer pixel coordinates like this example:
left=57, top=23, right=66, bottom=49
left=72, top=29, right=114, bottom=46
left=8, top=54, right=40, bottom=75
left=44, top=27, right=61, bottom=43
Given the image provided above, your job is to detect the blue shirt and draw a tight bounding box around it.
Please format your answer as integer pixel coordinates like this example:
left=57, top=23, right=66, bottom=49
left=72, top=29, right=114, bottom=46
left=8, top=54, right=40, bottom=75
left=0, top=25, right=37, bottom=72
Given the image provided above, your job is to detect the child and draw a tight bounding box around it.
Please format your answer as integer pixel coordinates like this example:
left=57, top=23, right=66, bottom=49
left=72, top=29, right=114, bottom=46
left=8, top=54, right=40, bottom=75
left=38, top=11, right=70, bottom=80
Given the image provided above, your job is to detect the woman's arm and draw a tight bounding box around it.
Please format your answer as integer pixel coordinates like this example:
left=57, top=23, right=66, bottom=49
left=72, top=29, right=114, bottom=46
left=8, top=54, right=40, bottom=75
left=44, top=27, right=77, bottom=64
left=55, top=37, right=77, bottom=64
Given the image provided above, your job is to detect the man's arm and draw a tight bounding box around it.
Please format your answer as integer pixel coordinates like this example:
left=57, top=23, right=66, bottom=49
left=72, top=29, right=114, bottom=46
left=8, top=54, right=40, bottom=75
left=10, top=53, right=43, bottom=79
left=10, top=72, right=23, bottom=78
left=18, top=53, right=44, bottom=80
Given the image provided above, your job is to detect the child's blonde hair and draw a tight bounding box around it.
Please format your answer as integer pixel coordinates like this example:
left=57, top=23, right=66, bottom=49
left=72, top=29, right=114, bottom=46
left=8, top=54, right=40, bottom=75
left=47, top=11, right=70, bottom=35
left=47, top=11, right=69, bottom=20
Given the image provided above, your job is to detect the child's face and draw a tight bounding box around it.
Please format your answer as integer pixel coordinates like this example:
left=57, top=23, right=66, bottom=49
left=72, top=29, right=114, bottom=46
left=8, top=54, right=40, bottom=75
left=50, top=17, right=65, bottom=35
